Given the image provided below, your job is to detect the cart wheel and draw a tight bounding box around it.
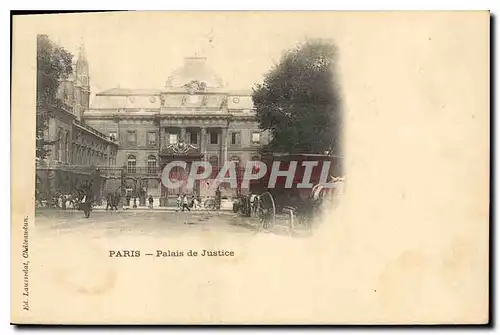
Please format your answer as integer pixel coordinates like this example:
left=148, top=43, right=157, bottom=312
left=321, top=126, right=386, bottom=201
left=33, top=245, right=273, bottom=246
left=204, top=198, right=215, bottom=210
left=257, top=192, right=276, bottom=230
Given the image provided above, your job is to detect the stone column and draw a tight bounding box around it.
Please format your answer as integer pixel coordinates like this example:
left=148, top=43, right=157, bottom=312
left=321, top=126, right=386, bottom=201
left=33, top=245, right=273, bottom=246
left=180, top=127, right=186, bottom=142
left=160, top=127, right=165, bottom=150
left=160, top=127, right=168, bottom=150
left=200, top=127, right=206, bottom=157
left=221, top=127, right=228, bottom=166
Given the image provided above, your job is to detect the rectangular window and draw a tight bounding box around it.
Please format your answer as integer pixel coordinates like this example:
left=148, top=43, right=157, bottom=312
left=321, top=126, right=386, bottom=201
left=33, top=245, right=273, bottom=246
left=188, top=130, right=198, bottom=145
left=169, top=133, right=178, bottom=144
left=147, top=160, right=156, bottom=175
left=251, top=132, right=261, bottom=144
left=127, top=131, right=136, bottom=145
left=231, top=132, right=241, bottom=145
left=127, top=161, right=136, bottom=174
left=147, top=131, right=157, bottom=145
left=210, top=131, right=218, bottom=145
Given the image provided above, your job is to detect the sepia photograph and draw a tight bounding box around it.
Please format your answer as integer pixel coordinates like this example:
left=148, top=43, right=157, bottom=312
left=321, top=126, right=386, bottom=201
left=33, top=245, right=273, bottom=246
left=11, top=11, right=489, bottom=325
left=34, top=26, right=344, bottom=237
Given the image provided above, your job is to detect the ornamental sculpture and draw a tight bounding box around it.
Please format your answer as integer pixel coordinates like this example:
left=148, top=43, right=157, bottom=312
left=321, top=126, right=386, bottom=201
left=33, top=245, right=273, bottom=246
left=219, top=96, right=228, bottom=108
left=165, top=140, right=198, bottom=154
left=201, top=95, right=208, bottom=106
left=184, top=80, right=206, bottom=94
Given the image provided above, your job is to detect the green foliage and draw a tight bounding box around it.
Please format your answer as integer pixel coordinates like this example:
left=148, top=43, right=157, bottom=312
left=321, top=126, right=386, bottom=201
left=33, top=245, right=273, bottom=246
left=36, top=34, right=73, bottom=159
left=252, top=39, right=342, bottom=155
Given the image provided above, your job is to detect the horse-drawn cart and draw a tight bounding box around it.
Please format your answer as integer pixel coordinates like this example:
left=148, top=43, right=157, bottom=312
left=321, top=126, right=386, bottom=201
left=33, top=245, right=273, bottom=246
left=236, top=153, right=344, bottom=233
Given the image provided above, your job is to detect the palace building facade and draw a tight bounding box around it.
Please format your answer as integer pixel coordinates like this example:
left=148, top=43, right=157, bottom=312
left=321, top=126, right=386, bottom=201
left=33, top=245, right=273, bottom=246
left=36, top=44, right=119, bottom=202
left=84, top=56, right=268, bottom=205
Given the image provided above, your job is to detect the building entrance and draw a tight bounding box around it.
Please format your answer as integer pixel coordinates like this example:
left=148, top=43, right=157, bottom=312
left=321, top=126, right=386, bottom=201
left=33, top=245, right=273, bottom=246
left=158, top=153, right=204, bottom=206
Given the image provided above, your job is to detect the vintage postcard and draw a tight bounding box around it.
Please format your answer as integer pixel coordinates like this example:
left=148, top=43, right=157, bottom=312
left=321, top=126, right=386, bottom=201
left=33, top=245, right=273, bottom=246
left=11, top=11, right=489, bottom=324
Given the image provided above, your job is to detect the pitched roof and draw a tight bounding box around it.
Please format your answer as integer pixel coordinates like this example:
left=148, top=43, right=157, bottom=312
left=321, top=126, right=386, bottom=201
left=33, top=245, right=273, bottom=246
left=96, top=88, right=160, bottom=96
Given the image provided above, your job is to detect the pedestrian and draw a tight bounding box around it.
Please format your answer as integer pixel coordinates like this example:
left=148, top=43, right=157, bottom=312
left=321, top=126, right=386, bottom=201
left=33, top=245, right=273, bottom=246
left=148, top=195, right=154, bottom=209
left=215, top=187, right=221, bottom=210
left=112, top=193, right=119, bottom=211
left=61, top=195, right=67, bottom=210
left=126, top=194, right=131, bottom=207
left=181, top=194, right=191, bottom=212
left=106, top=193, right=112, bottom=210
left=176, top=194, right=182, bottom=211
left=79, top=187, right=93, bottom=218
left=192, top=196, right=199, bottom=210
left=250, top=194, right=259, bottom=216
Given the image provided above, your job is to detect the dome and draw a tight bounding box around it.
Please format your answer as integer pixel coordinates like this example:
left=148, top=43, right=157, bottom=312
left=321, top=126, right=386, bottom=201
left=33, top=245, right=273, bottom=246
left=165, top=57, right=225, bottom=89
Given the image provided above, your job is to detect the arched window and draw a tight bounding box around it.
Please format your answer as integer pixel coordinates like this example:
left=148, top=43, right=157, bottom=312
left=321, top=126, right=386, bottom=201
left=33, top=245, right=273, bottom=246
left=54, top=129, right=61, bottom=161
left=87, top=148, right=92, bottom=165
left=81, top=147, right=86, bottom=166
left=80, top=147, right=85, bottom=165
left=65, top=132, right=70, bottom=163
left=60, top=131, right=66, bottom=163
left=147, top=155, right=157, bottom=175
left=71, top=144, right=76, bottom=164
left=127, top=155, right=136, bottom=173
left=75, top=146, right=80, bottom=165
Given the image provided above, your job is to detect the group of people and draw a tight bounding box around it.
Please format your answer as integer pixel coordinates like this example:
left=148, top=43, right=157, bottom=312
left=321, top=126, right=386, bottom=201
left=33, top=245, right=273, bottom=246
left=41, top=185, right=225, bottom=216
left=176, top=194, right=202, bottom=212
left=35, top=184, right=95, bottom=217
left=43, top=194, right=74, bottom=209
left=106, top=193, right=155, bottom=210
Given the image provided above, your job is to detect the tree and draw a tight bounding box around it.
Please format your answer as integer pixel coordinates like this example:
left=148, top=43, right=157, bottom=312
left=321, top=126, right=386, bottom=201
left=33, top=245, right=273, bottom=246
left=252, top=39, right=342, bottom=155
left=36, top=34, right=73, bottom=159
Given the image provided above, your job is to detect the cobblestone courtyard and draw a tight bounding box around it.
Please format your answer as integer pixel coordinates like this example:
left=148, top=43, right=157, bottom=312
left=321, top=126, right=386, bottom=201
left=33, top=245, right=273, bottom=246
left=33, top=209, right=287, bottom=238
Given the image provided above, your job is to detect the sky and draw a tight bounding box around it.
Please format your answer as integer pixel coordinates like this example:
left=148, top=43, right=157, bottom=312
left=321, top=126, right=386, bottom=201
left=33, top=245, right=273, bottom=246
left=30, top=12, right=346, bottom=99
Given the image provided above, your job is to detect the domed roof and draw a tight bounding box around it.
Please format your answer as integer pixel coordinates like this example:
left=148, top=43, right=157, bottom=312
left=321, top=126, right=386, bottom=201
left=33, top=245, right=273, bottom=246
left=166, top=57, right=225, bottom=89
